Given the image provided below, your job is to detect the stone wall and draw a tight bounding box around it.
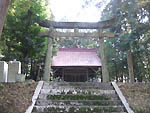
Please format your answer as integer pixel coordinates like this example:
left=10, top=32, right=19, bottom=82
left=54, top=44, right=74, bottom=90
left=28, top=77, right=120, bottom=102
left=0, top=61, right=24, bottom=82
left=7, top=61, right=21, bottom=82
left=0, top=61, right=8, bottom=82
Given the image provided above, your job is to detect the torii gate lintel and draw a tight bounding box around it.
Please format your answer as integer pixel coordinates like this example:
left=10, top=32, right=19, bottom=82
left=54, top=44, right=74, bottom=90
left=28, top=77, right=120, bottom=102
left=39, top=18, right=115, bottom=29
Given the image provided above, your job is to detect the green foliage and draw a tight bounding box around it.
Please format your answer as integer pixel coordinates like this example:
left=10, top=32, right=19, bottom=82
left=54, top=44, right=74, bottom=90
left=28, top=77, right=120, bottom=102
left=0, top=83, right=4, bottom=91
left=100, top=0, right=150, bottom=82
left=45, top=106, right=117, bottom=112
left=0, top=0, right=52, bottom=80
left=54, top=36, right=100, bottom=49
left=47, top=95, right=110, bottom=100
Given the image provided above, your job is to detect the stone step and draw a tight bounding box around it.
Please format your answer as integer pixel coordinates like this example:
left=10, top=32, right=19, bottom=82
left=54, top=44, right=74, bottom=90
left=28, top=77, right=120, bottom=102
left=38, top=94, right=119, bottom=100
left=40, top=89, right=116, bottom=95
left=44, top=82, right=112, bottom=87
left=32, top=82, right=127, bottom=113
left=36, top=100, right=122, bottom=106
left=32, top=111, right=127, bottom=113
left=42, top=85, right=114, bottom=90
left=32, top=105, right=126, bottom=112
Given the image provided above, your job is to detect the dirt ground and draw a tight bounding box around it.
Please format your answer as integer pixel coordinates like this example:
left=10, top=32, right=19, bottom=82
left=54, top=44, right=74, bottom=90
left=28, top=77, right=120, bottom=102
left=118, top=83, right=150, bottom=113
left=0, top=82, right=150, bottom=113
left=0, top=82, right=37, bottom=113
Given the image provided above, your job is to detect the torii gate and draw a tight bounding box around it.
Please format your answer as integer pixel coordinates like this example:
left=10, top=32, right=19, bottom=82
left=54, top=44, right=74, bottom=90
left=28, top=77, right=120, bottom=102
left=39, top=18, right=115, bottom=82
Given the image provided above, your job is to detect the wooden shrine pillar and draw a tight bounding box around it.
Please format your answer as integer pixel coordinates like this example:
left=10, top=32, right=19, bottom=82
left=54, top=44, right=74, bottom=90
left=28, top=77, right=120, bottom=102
left=43, top=27, right=53, bottom=81
left=99, top=30, right=109, bottom=82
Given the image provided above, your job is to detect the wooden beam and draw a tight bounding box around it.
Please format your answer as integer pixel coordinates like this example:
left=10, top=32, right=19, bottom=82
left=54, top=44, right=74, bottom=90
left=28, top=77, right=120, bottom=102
left=39, top=18, right=115, bottom=29
left=87, top=68, right=88, bottom=82
left=40, top=31, right=115, bottom=38
left=54, top=31, right=114, bottom=38
left=62, top=68, right=64, bottom=81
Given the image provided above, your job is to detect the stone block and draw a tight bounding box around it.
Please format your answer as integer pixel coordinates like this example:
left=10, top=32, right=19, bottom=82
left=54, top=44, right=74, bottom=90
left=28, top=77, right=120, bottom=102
left=7, top=61, right=21, bottom=82
left=0, top=61, right=8, bottom=82
left=16, top=74, right=25, bottom=82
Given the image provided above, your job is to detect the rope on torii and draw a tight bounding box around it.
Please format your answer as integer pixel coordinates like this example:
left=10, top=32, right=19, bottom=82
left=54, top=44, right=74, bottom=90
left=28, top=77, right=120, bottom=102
left=39, top=18, right=115, bottom=82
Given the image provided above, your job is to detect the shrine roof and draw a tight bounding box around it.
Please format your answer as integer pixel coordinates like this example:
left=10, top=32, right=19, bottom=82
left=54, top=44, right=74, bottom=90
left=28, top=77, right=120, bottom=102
left=52, top=48, right=101, bottom=67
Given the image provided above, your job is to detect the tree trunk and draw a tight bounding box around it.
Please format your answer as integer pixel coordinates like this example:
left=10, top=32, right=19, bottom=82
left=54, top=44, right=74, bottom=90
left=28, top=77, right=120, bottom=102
left=30, top=59, right=38, bottom=81
left=0, top=0, right=11, bottom=38
left=21, top=61, right=25, bottom=74
left=99, top=37, right=109, bottom=82
left=120, top=72, right=123, bottom=82
left=43, top=37, right=53, bottom=81
left=127, top=49, right=134, bottom=83
left=114, top=62, right=118, bottom=82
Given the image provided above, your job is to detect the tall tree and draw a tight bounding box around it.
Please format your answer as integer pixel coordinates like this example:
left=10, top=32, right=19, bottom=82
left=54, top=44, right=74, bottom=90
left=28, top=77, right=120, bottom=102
left=0, top=0, right=11, bottom=38
left=100, top=0, right=150, bottom=82
left=1, top=0, right=52, bottom=80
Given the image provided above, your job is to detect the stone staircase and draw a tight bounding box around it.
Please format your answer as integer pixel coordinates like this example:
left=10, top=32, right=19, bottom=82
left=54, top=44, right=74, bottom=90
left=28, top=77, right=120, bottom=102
left=32, top=82, right=127, bottom=113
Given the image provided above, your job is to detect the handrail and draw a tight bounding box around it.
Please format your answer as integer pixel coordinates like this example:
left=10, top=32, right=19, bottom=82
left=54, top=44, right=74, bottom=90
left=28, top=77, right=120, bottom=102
left=25, top=81, right=44, bottom=113
left=112, top=82, right=134, bottom=113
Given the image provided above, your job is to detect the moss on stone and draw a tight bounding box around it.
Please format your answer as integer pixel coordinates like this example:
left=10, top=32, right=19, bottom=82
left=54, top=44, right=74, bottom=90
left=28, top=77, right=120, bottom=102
left=47, top=95, right=110, bottom=100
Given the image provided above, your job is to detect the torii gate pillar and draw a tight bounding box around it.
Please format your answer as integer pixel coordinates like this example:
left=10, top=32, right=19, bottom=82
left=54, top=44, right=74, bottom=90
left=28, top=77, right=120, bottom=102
left=99, top=30, right=109, bottom=82
left=43, top=28, right=53, bottom=81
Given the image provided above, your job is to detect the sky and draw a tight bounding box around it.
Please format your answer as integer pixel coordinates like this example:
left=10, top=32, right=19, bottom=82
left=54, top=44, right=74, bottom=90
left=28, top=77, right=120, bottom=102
left=50, top=0, right=110, bottom=22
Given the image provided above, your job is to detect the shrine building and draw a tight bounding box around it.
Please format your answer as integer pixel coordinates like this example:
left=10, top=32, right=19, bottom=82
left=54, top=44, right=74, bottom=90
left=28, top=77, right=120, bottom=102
left=51, top=48, right=101, bottom=82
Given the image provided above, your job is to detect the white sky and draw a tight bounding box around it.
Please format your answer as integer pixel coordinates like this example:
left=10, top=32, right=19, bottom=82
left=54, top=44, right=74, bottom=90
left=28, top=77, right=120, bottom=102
left=50, top=0, right=110, bottom=22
